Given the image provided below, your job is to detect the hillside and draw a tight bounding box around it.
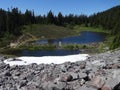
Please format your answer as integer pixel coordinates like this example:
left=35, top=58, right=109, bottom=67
left=22, top=24, right=77, bottom=39
left=89, top=5, right=120, bottom=49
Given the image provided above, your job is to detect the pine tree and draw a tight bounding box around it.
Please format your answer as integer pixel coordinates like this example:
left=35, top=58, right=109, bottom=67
left=47, top=10, right=55, bottom=24
left=57, top=12, right=64, bottom=25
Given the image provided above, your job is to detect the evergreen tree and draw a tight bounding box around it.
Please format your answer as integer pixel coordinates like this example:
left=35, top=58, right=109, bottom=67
left=57, top=12, right=64, bottom=25
left=47, top=10, right=55, bottom=24
left=24, top=9, right=32, bottom=24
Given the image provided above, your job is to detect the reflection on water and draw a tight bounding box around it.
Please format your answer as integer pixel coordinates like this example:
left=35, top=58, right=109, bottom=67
left=20, top=31, right=107, bottom=56
left=36, top=31, right=106, bottom=45
left=21, top=49, right=80, bottom=56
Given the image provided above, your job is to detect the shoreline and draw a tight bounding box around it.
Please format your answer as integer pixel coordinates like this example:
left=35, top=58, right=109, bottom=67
left=0, top=41, right=109, bottom=57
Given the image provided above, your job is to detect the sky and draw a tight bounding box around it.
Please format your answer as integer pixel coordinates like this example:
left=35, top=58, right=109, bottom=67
left=0, top=0, right=120, bottom=16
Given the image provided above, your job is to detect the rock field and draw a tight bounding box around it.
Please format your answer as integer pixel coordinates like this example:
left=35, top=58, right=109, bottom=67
left=0, top=50, right=120, bottom=90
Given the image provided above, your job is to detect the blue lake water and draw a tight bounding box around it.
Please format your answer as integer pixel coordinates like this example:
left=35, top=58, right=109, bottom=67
left=21, top=50, right=80, bottom=56
left=36, top=31, right=106, bottom=44
left=21, top=31, right=106, bottom=56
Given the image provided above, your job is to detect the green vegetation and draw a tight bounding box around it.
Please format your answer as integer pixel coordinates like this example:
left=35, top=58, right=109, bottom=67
left=0, top=5, right=120, bottom=52
left=62, top=44, right=89, bottom=50
left=0, top=43, right=108, bottom=56
left=22, top=24, right=77, bottom=39
left=0, top=48, right=22, bottom=56
left=89, top=6, right=120, bottom=49
left=110, top=34, right=120, bottom=49
left=19, top=44, right=56, bottom=51
left=13, top=23, right=109, bottom=48
left=73, top=25, right=109, bottom=34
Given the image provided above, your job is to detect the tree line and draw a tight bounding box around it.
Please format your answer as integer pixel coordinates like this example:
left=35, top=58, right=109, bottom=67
left=0, top=5, right=120, bottom=49
left=88, top=5, right=120, bottom=49
left=0, top=8, right=88, bottom=38
left=0, top=8, right=35, bottom=38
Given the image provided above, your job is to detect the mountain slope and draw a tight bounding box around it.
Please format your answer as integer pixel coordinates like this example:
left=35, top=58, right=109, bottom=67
left=89, top=5, right=120, bottom=49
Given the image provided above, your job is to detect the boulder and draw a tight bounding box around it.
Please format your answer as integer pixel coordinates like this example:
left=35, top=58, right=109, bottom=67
left=21, top=85, right=40, bottom=90
left=67, top=72, right=78, bottom=80
left=19, top=80, right=28, bottom=88
left=101, top=85, right=110, bottom=90
left=91, top=75, right=105, bottom=89
left=105, top=77, right=120, bottom=89
left=4, top=71, right=11, bottom=76
left=79, top=85, right=97, bottom=90
left=0, top=56, right=7, bottom=62
left=42, top=81, right=57, bottom=90
left=78, top=72, right=87, bottom=79
left=80, top=61, right=86, bottom=69
left=56, top=81, right=67, bottom=90
left=59, top=73, right=73, bottom=82
left=80, top=79, right=86, bottom=86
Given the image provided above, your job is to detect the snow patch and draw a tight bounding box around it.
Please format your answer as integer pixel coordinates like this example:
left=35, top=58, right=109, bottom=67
left=4, top=54, right=89, bottom=66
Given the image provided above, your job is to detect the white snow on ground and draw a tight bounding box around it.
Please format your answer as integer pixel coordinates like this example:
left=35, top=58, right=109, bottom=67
left=4, top=54, right=89, bottom=66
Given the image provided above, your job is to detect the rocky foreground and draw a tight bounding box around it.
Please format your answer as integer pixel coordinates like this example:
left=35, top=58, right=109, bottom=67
left=0, top=50, right=120, bottom=90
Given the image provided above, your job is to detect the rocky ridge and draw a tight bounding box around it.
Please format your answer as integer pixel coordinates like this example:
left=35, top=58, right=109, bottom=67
left=0, top=50, right=120, bottom=90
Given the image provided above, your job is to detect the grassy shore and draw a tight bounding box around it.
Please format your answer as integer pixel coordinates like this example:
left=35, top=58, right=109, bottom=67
left=73, top=25, right=109, bottom=34
left=22, top=24, right=77, bottom=39
left=0, top=42, right=110, bottom=56
left=21, top=24, right=110, bottom=42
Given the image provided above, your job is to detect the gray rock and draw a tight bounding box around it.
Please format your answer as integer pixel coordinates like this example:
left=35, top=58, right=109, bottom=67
left=0, top=63, right=9, bottom=70
left=21, top=85, right=40, bottom=90
left=90, top=75, right=105, bottom=89
left=56, top=81, right=67, bottom=89
left=79, top=85, right=97, bottom=90
left=0, top=56, right=7, bottom=62
left=88, top=72, right=95, bottom=80
left=64, top=84, right=74, bottom=90
left=15, top=72, right=21, bottom=76
left=68, top=72, right=78, bottom=80
left=60, top=64, right=67, bottom=72
left=78, top=72, right=87, bottom=79
left=105, top=77, right=120, bottom=89
left=80, top=79, right=86, bottom=86
left=19, top=80, right=28, bottom=88
left=101, top=85, right=110, bottom=90
left=42, top=81, right=56, bottom=90
left=59, top=73, right=73, bottom=82
left=0, top=50, right=120, bottom=89
left=79, top=61, right=86, bottom=69
left=4, top=71, right=11, bottom=76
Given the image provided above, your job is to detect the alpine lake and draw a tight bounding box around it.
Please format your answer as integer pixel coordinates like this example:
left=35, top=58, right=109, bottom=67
left=18, top=31, right=107, bottom=56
